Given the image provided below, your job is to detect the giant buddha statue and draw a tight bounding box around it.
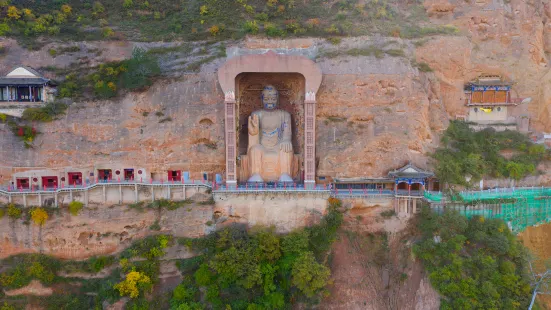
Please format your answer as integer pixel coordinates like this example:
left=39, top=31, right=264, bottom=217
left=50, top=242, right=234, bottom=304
left=246, top=85, right=294, bottom=183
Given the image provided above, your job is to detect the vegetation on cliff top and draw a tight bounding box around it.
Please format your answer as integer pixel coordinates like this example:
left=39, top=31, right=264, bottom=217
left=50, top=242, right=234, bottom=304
left=432, top=120, right=548, bottom=187
left=414, top=207, right=532, bottom=309
left=56, top=47, right=160, bottom=100
left=1, top=0, right=457, bottom=49
left=0, top=198, right=343, bottom=309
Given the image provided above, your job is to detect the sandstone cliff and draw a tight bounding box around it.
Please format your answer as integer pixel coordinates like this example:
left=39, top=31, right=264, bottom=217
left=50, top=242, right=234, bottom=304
left=1, top=0, right=551, bottom=180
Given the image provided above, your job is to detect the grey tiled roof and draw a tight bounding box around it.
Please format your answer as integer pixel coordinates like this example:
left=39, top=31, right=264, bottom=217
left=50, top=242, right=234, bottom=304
left=0, top=77, right=50, bottom=85
left=388, top=162, right=434, bottom=178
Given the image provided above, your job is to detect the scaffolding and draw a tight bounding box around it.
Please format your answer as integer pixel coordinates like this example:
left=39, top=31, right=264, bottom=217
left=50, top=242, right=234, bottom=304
left=425, top=188, right=551, bottom=233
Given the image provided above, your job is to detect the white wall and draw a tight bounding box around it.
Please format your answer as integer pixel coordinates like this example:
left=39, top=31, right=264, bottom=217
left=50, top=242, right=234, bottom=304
left=467, top=106, right=508, bottom=122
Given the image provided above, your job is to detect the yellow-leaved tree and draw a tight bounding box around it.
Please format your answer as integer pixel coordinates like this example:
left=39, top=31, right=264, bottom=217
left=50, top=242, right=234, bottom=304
left=30, top=208, right=48, bottom=226
left=7, top=6, right=20, bottom=19
left=114, top=271, right=152, bottom=298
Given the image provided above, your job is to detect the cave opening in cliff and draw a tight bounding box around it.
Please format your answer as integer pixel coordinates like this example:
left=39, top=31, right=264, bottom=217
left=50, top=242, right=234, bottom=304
left=98, top=169, right=112, bottom=182
left=168, top=170, right=181, bottom=181
left=124, top=169, right=134, bottom=181
left=68, top=172, right=82, bottom=186
left=41, top=176, right=58, bottom=189
left=16, top=178, right=29, bottom=189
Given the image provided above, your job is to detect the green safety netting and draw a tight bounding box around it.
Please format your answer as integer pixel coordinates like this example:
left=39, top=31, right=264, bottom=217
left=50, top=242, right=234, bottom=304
left=425, top=188, right=551, bottom=233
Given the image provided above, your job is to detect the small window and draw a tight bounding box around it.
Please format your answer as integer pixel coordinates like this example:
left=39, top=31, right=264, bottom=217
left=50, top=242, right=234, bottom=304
left=319, top=176, right=326, bottom=181
left=203, top=173, right=208, bottom=181
left=474, top=108, right=478, bottom=113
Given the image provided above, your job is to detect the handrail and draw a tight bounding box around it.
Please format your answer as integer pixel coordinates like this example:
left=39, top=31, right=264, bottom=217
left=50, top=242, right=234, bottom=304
left=0, top=179, right=213, bottom=196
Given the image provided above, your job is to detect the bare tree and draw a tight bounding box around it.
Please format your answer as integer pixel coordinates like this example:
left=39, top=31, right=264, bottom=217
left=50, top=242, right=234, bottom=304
left=528, top=256, right=551, bottom=310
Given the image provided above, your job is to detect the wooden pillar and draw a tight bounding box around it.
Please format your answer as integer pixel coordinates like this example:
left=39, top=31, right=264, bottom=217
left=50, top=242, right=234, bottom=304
left=304, top=92, right=317, bottom=189
left=54, top=192, right=58, bottom=207
left=167, top=186, right=171, bottom=200
left=84, top=189, right=89, bottom=207
left=69, top=190, right=73, bottom=201
left=23, top=194, right=27, bottom=207
left=8, top=194, right=12, bottom=203
left=413, top=199, right=417, bottom=214
left=28, top=86, right=31, bottom=101
left=506, top=90, right=510, bottom=104
left=5, top=86, right=8, bottom=101
left=38, top=192, right=41, bottom=206
left=103, top=185, right=106, bottom=204
left=151, top=186, right=155, bottom=202
left=224, top=91, right=237, bottom=189
left=134, top=184, right=138, bottom=203
left=183, top=185, right=186, bottom=200
left=119, top=185, right=122, bottom=204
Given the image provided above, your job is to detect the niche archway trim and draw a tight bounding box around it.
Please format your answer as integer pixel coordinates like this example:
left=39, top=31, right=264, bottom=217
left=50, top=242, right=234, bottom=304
left=217, top=51, right=322, bottom=95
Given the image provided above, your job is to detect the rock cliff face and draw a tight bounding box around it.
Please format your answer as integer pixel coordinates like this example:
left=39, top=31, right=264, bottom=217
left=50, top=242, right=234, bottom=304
left=1, top=0, right=551, bottom=180
left=0, top=203, right=213, bottom=260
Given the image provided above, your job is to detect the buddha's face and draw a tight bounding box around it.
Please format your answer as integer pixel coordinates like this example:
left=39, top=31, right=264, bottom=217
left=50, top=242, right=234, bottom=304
left=261, top=85, right=279, bottom=110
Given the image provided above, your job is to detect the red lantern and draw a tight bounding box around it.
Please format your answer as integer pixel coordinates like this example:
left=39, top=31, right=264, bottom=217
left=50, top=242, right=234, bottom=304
left=18, top=127, right=23, bottom=136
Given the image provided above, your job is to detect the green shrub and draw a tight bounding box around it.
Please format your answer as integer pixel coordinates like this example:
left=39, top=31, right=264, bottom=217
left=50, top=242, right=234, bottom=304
left=88, top=256, right=114, bottom=273
left=243, top=20, right=259, bottom=34
left=380, top=210, right=396, bottom=218
left=68, top=201, right=84, bottom=216
left=149, top=220, right=161, bottom=231
left=7, top=204, right=22, bottom=219
left=120, top=47, right=160, bottom=90
left=0, top=23, right=10, bottom=36
left=22, top=101, right=68, bottom=122
left=264, top=23, right=284, bottom=37
left=416, top=62, right=433, bottom=72
left=255, top=13, right=269, bottom=21
left=0, top=254, right=60, bottom=289
left=0, top=302, right=15, bottom=310
left=327, top=37, right=341, bottom=45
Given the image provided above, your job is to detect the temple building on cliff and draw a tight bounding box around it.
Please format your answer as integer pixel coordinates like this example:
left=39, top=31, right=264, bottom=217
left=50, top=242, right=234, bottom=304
left=0, top=66, right=56, bottom=103
left=462, top=75, right=529, bottom=132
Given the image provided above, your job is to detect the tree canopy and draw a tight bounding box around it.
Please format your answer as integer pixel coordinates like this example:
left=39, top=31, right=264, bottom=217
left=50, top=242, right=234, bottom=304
left=432, top=121, right=547, bottom=186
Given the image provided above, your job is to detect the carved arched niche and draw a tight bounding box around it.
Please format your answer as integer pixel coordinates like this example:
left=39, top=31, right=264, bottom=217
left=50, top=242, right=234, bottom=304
left=218, top=51, right=322, bottom=185
left=235, top=72, right=305, bottom=156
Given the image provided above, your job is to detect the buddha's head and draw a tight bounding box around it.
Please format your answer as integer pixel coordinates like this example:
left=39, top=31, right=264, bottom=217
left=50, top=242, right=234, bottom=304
left=261, top=85, right=279, bottom=110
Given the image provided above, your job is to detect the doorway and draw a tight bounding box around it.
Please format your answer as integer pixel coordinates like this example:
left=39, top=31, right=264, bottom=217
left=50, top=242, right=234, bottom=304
left=41, top=176, right=58, bottom=189
left=16, top=178, right=30, bottom=189
left=168, top=170, right=181, bottom=181
left=124, top=169, right=134, bottom=181
left=68, top=172, right=83, bottom=185
left=98, top=169, right=112, bottom=181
